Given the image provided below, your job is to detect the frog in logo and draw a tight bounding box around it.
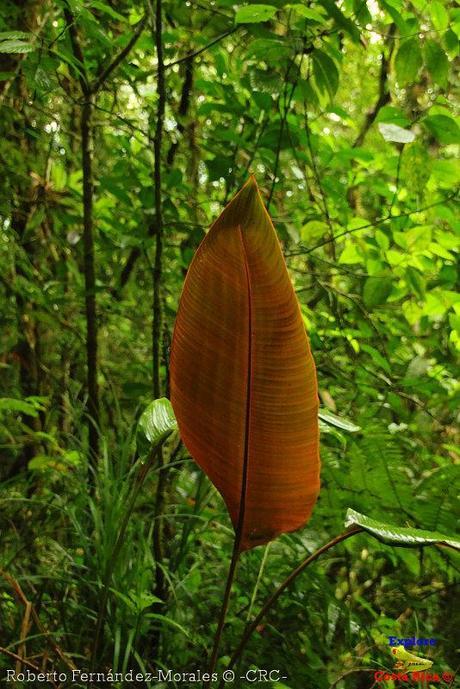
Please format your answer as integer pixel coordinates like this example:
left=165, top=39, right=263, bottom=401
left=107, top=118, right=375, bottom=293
left=391, top=645, right=433, bottom=672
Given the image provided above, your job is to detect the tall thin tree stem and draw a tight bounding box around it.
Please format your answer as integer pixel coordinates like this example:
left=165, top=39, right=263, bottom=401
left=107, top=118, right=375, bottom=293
left=81, top=93, right=100, bottom=464
left=151, top=0, right=165, bottom=399
left=64, top=4, right=146, bottom=468
left=148, top=0, right=168, bottom=651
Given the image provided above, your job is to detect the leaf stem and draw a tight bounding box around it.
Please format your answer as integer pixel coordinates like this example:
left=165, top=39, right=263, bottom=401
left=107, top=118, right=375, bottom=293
left=204, top=537, right=242, bottom=689
left=216, top=527, right=363, bottom=688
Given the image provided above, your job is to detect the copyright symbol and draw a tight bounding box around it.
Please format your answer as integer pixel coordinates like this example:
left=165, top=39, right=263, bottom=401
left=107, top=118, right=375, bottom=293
left=222, top=670, right=235, bottom=682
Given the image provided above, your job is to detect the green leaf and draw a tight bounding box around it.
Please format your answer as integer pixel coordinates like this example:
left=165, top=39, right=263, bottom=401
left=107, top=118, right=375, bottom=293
left=345, top=509, right=460, bottom=551
left=137, top=397, right=178, bottom=451
left=423, top=114, right=460, bottom=145
left=89, top=0, right=128, bottom=22
left=0, top=31, right=32, bottom=41
left=395, top=38, right=422, bottom=84
left=286, top=4, right=325, bottom=22
left=235, top=4, right=277, bottom=23
left=375, top=106, right=410, bottom=127
left=339, top=241, right=362, bottom=265
left=318, top=0, right=361, bottom=42
left=318, top=409, right=361, bottom=432
left=312, top=49, right=339, bottom=101
left=0, top=39, right=35, bottom=54
left=0, top=397, right=43, bottom=417
left=406, top=266, right=425, bottom=298
left=430, top=1, right=449, bottom=32
left=378, top=123, right=415, bottom=143
left=425, top=40, right=449, bottom=87
left=362, top=277, right=392, bottom=308
left=300, top=220, right=329, bottom=241
left=375, top=230, right=390, bottom=251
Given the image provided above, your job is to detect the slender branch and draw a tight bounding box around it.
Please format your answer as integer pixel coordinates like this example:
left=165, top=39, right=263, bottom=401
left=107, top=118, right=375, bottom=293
left=64, top=5, right=99, bottom=464
left=390, top=145, right=403, bottom=212
left=216, top=528, right=363, bottom=688
left=267, top=54, right=303, bottom=209
left=63, top=6, right=89, bottom=95
left=0, top=571, right=76, bottom=671
left=0, top=647, right=58, bottom=685
left=353, top=24, right=395, bottom=148
left=92, top=15, right=147, bottom=93
left=304, top=102, right=336, bottom=260
left=163, top=28, right=237, bottom=71
left=150, top=0, right=166, bottom=400
left=113, top=58, right=194, bottom=297
left=81, top=94, right=100, bottom=465
left=289, top=191, right=459, bottom=256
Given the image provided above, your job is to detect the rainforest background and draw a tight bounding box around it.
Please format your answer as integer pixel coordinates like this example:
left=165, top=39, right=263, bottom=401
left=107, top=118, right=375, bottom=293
left=0, top=0, right=459, bottom=687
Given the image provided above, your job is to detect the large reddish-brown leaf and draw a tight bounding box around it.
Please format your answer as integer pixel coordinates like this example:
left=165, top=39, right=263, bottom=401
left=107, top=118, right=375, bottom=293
left=170, top=176, right=320, bottom=550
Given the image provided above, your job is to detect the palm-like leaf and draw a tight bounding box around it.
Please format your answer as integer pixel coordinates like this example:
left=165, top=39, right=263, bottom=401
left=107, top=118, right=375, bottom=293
left=170, top=176, right=320, bottom=550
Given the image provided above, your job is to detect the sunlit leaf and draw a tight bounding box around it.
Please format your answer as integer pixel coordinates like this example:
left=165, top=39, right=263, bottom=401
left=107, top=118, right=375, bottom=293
left=395, top=38, right=422, bottom=84
left=0, top=39, right=35, bottom=54
left=345, top=509, right=460, bottom=550
left=138, top=397, right=178, bottom=450
left=318, top=409, right=360, bottom=432
left=235, top=4, right=277, bottom=24
left=378, top=123, right=415, bottom=144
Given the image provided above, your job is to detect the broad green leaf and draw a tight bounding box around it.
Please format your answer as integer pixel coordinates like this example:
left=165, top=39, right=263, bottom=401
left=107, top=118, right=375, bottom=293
left=138, top=397, right=178, bottom=450
left=312, top=49, right=339, bottom=101
left=395, top=38, right=422, bottom=84
left=300, top=220, right=329, bottom=241
left=375, top=230, right=390, bottom=251
left=0, top=397, right=44, bottom=417
left=235, top=4, right=277, bottom=23
left=430, top=1, right=449, bottom=31
left=362, top=277, right=392, bottom=308
left=286, top=4, right=325, bottom=22
left=378, top=123, right=415, bottom=143
left=0, top=31, right=31, bottom=40
left=246, top=38, right=290, bottom=61
left=423, top=114, right=460, bottom=145
left=430, top=159, right=460, bottom=187
left=319, top=419, right=345, bottom=440
left=361, top=344, right=391, bottom=374
left=345, top=509, right=460, bottom=550
left=318, top=410, right=361, bottom=432
left=339, top=242, right=362, bottom=265
left=425, top=40, right=449, bottom=87
left=0, top=39, right=35, bottom=54
left=406, top=266, right=425, bottom=298
left=375, top=106, right=410, bottom=127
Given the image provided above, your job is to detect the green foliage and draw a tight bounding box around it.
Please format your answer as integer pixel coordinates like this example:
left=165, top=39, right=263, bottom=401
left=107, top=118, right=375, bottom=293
left=137, top=397, right=178, bottom=453
left=345, top=509, right=460, bottom=550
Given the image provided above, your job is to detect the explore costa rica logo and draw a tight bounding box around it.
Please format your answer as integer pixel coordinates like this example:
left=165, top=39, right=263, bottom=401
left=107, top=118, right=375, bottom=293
left=372, top=640, right=455, bottom=685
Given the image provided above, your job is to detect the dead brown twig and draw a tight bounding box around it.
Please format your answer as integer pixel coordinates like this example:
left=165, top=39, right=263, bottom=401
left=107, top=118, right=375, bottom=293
left=0, top=570, right=77, bottom=672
